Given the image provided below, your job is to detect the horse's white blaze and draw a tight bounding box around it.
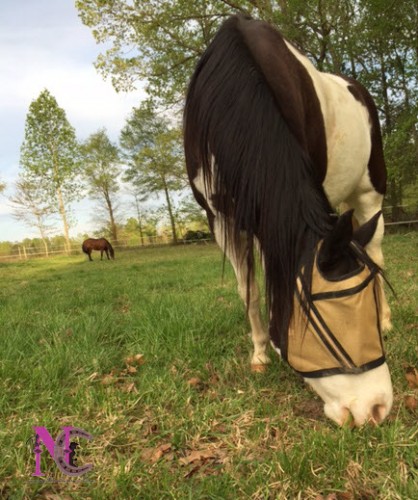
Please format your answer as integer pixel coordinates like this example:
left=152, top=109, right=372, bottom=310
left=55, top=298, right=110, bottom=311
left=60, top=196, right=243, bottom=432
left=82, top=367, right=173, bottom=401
left=305, top=363, right=393, bottom=426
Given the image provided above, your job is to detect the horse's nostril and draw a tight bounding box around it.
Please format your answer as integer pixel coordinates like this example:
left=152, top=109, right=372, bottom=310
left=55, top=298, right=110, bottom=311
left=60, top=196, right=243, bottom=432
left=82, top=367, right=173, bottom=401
left=371, top=404, right=386, bottom=424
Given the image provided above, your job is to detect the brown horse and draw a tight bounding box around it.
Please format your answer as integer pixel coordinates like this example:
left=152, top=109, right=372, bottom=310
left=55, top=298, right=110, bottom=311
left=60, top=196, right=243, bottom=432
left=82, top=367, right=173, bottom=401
left=82, top=238, right=115, bottom=261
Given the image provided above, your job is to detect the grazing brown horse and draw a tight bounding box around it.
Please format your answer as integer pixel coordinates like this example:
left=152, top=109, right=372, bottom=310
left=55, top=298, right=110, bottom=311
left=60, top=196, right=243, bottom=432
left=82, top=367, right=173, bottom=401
left=82, top=238, right=115, bottom=261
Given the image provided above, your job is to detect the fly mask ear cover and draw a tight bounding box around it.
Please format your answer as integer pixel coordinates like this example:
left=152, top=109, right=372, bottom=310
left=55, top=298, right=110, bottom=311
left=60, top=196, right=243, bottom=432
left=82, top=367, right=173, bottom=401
left=286, top=244, right=385, bottom=378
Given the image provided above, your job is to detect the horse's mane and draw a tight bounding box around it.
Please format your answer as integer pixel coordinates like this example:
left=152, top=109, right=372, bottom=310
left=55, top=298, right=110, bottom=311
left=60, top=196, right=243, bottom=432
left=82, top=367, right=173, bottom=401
left=184, top=15, right=333, bottom=352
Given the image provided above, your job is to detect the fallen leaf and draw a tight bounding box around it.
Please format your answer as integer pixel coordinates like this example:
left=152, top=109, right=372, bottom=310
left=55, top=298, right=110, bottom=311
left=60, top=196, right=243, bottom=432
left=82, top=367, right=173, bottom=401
left=141, top=443, right=172, bottom=464
left=125, top=354, right=145, bottom=366
left=251, top=364, right=267, bottom=373
left=121, top=382, right=137, bottom=394
left=187, top=377, right=202, bottom=386
left=179, top=447, right=228, bottom=467
left=405, top=367, right=418, bottom=388
left=179, top=449, right=216, bottom=465
left=101, top=374, right=116, bottom=386
left=187, top=377, right=207, bottom=390
left=127, top=366, right=137, bottom=374
left=404, top=395, right=418, bottom=411
left=134, top=354, right=145, bottom=365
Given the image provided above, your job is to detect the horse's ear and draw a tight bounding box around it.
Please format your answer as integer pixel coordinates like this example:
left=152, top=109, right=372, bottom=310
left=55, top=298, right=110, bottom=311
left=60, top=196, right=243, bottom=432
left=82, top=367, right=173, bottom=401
left=353, top=211, right=381, bottom=248
left=318, top=209, right=354, bottom=268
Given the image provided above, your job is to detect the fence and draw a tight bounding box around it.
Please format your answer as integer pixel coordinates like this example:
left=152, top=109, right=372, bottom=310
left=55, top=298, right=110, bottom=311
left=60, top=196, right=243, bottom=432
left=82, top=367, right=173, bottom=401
left=0, top=234, right=214, bottom=262
left=1, top=206, right=417, bottom=262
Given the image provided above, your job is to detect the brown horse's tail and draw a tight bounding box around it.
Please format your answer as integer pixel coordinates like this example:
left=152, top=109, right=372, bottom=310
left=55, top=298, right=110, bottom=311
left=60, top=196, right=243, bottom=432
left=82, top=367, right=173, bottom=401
left=81, top=243, right=88, bottom=255
left=108, top=241, right=115, bottom=259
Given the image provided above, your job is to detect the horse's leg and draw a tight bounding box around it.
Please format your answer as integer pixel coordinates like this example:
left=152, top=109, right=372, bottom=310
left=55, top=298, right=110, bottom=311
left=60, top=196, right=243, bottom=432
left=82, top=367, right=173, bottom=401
left=345, top=188, right=392, bottom=331
left=100, top=250, right=104, bottom=260
left=88, top=251, right=93, bottom=262
left=213, top=218, right=271, bottom=368
left=105, top=249, right=110, bottom=260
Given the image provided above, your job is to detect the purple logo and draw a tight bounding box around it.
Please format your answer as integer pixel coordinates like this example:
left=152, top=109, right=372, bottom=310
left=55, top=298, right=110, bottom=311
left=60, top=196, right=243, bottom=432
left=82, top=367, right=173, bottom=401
left=31, top=426, right=93, bottom=477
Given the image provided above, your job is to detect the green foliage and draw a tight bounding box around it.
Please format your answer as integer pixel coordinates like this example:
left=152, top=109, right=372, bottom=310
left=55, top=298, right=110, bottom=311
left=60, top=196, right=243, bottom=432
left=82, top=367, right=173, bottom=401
left=20, top=89, right=81, bottom=203
left=120, top=101, right=187, bottom=242
left=82, top=129, right=120, bottom=198
left=175, top=195, right=210, bottom=235
left=81, top=129, right=121, bottom=240
left=77, top=0, right=418, bottom=212
left=19, top=89, right=82, bottom=250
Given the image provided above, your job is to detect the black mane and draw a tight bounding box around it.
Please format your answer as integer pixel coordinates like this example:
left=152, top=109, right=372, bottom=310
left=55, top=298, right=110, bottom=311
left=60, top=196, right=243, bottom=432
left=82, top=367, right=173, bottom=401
left=184, top=15, right=333, bottom=352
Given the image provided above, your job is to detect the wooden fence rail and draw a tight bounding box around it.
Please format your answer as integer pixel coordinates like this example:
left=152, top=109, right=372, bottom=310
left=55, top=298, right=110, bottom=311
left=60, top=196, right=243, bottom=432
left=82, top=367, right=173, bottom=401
left=0, top=236, right=214, bottom=262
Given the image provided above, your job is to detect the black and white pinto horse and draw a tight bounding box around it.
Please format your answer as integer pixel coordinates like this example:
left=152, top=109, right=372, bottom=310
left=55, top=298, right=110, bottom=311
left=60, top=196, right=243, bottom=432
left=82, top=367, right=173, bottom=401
left=184, top=15, right=393, bottom=426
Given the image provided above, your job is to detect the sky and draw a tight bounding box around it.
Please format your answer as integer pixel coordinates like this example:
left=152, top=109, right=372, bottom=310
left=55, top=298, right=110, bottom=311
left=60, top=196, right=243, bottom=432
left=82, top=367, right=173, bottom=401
left=0, top=0, right=147, bottom=243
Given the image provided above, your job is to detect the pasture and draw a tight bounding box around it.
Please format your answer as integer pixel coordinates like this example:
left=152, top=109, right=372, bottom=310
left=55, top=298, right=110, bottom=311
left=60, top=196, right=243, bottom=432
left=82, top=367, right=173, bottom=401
left=1, top=233, right=417, bottom=499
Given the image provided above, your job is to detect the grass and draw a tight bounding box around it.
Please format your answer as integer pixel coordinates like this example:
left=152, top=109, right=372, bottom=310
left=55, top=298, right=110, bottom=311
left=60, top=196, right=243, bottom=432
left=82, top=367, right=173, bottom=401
left=0, top=233, right=417, bottom=499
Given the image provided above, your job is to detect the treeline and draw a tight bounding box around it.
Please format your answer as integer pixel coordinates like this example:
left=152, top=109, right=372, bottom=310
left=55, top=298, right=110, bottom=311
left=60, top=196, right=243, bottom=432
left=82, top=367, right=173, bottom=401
left=10, top=91, right=209, bottom=252
left=7, top=1, right=418, bottom=250
left=75, top=0, right=417, bottom=218
left=0, top=215, right=212, bottom=258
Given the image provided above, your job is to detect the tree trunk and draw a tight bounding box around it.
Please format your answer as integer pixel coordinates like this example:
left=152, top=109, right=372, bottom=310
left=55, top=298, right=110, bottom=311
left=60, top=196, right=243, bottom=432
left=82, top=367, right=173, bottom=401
left=162, top=176, right=177, bottom=244
left=42, top=238, right=49, bottom=257
left=39, top=227, right=49, bottom=257
left=35, top=213, right=49, bottom=257
left=56, top=186, right=71, bottom=254
left=134, top=195, right=145, bottom=246
left=104, top=190, right=118, bottom=243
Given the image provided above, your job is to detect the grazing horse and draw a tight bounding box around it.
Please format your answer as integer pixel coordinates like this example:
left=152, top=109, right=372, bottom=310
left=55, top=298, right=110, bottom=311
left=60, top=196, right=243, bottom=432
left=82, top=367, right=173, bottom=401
left=184, top=15, right=393, bottom=426
left=82, top=238, right=115, bottom=261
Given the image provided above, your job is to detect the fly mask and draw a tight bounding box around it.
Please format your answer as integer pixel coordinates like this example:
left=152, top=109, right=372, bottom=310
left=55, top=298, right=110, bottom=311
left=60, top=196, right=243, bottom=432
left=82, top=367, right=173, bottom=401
left=285, top=243, right=385, bottom=378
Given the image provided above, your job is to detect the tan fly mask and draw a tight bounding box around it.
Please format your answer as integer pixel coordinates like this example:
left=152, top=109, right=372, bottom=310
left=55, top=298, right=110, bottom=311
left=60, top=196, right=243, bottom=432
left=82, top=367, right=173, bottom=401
left=285, top=243, right=385, bottom=378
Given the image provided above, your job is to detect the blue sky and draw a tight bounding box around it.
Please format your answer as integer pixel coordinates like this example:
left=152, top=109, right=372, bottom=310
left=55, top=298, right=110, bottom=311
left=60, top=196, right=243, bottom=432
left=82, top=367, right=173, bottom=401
left=0, top=0, right=146, bottom=242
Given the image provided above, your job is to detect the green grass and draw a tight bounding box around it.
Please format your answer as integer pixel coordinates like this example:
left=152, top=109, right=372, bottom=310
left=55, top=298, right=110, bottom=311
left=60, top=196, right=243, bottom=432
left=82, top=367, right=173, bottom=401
left=0, top=234, right=417, bottom=499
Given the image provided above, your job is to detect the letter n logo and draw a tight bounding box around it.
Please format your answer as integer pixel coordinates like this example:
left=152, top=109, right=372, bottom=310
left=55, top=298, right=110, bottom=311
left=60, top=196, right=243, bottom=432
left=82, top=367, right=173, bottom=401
left=32, top=426, right=93, bottom=477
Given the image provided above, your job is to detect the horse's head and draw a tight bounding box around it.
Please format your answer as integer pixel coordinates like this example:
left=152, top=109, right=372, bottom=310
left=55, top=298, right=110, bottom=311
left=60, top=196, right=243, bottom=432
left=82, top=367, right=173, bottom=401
left=286, top=210, right=393, bottom=426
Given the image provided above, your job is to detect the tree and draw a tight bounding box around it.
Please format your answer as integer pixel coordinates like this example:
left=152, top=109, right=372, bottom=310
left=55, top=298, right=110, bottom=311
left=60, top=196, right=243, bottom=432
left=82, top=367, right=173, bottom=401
left=175, top=196, right=210, bottom=235
left=76, top=1, right=252, bottom=104
left=19, top=89, right=81, bottom=252
left=120, top=103, right=186, bottom=243
left=77, top=1, right=418, bottom=216
left=0, top=181, right=5, bottom=194
left=10, top=176, right=55, bottom=256
left=81, top=129, right=121, bottom=242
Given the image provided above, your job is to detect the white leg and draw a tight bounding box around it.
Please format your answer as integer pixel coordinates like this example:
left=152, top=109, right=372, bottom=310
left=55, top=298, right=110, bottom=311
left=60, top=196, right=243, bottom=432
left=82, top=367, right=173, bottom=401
left=213, top=219, right=271, bottom=367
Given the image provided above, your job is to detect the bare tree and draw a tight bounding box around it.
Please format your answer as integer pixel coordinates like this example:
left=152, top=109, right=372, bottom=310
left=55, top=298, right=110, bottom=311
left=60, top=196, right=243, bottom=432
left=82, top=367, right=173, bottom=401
left=10, top=177, right=56, bottom=256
